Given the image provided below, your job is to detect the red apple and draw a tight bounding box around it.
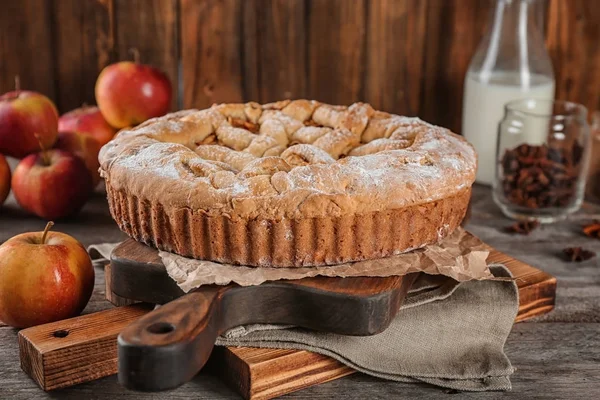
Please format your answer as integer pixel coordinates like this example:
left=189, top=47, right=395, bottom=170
left=0, top=90, right=59, bottom=158
left=55, top=131, right=102, bottom=186
left=0, top=222, right=94, bottom=328
left=0, top=154, right=10, bottom=206
left=12, top=149, right=93, bottom=220
left=58, top=106, right=117, bottom=146
left=95, top=61, right=172, bottom=129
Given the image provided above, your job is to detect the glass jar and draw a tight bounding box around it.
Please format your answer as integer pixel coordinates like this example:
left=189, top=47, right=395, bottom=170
left=493, top=99, right=591, bottom=222
left=462, top=0, right=555, bottom=185
left=585, top=112, right=600, bottom=204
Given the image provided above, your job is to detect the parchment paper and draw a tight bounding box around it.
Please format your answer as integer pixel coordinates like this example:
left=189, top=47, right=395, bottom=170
left=160, top=227, right=492, bottom=293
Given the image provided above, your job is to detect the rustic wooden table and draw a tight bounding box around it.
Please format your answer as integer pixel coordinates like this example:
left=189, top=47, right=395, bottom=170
left=0, top=185, right=599, bottom=399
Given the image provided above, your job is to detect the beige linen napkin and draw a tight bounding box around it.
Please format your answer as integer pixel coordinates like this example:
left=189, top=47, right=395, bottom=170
left=217, top=265, right=518, bottom=392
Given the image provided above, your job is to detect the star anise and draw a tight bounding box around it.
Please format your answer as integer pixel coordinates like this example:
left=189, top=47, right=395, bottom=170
left=583, top=221, right=600, bottom=238
left=505, top=220, right=540, bottom=235
left=563, top=247, right=596, bottom=262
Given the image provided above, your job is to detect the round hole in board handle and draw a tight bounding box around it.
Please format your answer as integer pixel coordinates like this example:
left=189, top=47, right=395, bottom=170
left=53, top=330, right=69, bottom=338
left=147, top=322, right=175, bottom=335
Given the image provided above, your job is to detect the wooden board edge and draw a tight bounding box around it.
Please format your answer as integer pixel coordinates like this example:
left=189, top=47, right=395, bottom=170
left=18, top=332, right=46, bottom=390
left=105, top=264, right=138, bottom=307
left=222, top=347, right=355, bottom=400
left=515, top=275, right=557, bottom=323
left=208, top=347, right=253, bottom=399
left=18, top=304, right=153, bottom=391
left=252, top=365, right=355, bottom=400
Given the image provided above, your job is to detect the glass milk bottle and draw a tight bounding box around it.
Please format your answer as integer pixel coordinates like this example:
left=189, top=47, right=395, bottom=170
left=462, top=0, right=555, bottom=185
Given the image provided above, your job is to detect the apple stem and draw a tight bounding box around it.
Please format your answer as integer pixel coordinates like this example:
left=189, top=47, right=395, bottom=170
left=129, top=47, right=141, bottom=64
left=41, top=221, right=54, bottom=245
left=14, top=75, right=20, bottom=91
left=34, top=133, right=50, bottom=166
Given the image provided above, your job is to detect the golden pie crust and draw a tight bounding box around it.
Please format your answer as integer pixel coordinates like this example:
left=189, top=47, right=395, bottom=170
left=99, top=100, right=477, bottom=267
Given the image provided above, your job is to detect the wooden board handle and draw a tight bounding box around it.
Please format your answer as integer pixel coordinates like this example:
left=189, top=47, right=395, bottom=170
left=117, top=273, right=418, bottom=392
left=118, top=286, right=230, bottom=391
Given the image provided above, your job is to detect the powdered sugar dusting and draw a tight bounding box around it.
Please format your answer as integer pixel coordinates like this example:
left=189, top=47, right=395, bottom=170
left=285, top=228, right=294, bottom=241
left=100, top=100, right=476, bottom=219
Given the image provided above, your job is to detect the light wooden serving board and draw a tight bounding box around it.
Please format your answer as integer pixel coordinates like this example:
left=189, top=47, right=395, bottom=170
left=18, top=238, right=556, bottom=398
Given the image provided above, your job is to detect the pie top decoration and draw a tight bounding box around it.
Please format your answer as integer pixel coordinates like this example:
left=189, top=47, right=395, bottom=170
left=99, top=99, right=476, bottom=221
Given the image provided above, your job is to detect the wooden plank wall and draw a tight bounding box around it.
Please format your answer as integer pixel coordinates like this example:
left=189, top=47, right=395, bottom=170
left=0, top=0, right=598, bottom=133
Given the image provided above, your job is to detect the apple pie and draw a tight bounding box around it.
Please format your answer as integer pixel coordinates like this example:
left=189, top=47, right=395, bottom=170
left=99, top=100, right=477, bottom=267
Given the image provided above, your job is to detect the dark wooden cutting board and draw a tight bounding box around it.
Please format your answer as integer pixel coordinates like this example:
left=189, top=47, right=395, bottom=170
left=111, top=239, right=418, bottom=391
left=18, top=235, right=556, bottom=398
